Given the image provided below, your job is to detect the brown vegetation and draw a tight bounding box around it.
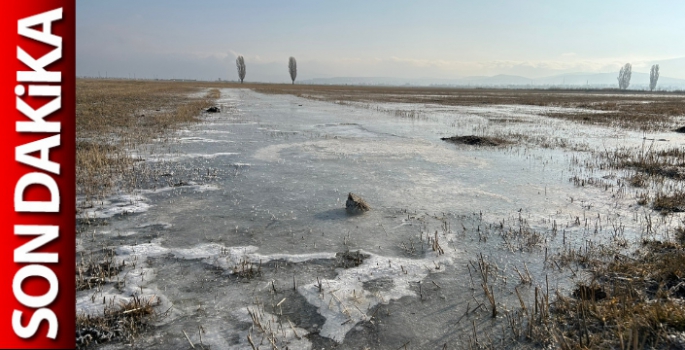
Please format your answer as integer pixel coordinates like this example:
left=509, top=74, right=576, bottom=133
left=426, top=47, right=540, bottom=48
left=593, top=143, right=685, bottom=212
left=653, top=191, right=685, bottom=213
left=76, top=250, right=122, bottom=291
left=547, top=240, right=685, bottom=349
left=76, top=294, right=159, bottom=348
left=76, top=79, right=220, bottom=202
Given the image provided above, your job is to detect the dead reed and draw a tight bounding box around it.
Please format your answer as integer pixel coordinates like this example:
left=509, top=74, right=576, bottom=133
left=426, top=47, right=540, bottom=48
left=542, top=239, right=685, bottom=349
left=76, top=249, right=123, bottom=291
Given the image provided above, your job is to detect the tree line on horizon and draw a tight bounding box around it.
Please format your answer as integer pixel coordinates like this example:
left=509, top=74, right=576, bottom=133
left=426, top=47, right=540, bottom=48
left=617, top=63, right=659, bottom=91
left=235, top=56, right=662, bottom=91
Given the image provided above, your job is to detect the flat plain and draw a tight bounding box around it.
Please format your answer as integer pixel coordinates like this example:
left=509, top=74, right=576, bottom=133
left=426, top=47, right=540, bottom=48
left=76, top=80, right=685, bottom=349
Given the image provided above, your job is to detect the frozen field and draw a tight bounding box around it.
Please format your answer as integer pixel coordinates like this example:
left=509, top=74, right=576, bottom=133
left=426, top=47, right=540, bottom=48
left=76, top=89, right=685, bottom=349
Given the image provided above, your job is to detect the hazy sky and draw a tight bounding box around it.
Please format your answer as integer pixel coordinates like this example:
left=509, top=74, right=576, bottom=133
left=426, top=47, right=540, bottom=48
left=77, top=1, right=685, bottom=82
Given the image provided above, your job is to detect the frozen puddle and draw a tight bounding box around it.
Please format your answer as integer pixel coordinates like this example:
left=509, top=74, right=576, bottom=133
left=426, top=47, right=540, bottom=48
left=79, top=230, right=457, bottom=347
left=77, top=88, right=682, bottom=348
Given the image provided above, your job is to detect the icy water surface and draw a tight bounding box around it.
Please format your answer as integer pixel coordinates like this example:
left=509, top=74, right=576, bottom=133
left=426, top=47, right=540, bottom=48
left=77, top=89, right=685, bottom=349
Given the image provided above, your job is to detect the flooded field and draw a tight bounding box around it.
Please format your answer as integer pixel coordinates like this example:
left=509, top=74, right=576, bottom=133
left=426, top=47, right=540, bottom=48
left=76, top=86, right=685, bottom=349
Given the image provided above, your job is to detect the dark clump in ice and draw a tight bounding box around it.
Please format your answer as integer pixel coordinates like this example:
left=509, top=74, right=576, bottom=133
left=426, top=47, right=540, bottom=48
left=76, top=294, right=156, bottom=348
left=346, top=192, right=370, bottom=212
left=205, top=106, right=220, bottom=113
left=441, top=135, right=508, bottom=146
left=674, top=126, right=685, bottom=133
left=76, top=327, right=118, bottom=348
left=336, top=249, right=368, bottom=268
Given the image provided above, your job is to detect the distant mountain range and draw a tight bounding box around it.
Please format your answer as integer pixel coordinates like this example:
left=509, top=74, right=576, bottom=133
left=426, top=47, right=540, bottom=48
left=300, top=72, right=685, bottom=90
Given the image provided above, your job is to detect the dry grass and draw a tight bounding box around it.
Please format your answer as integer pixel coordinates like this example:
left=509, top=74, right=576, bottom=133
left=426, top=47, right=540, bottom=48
left=601, top=144, right=685, bottom=182
left=76, top=79, right=220, bottom=202
left=233, top=258, right=262, bottom=280
left=76, top=294, right=159, bottom=348
left=593, top=142, right=685, bottom=213
left=76, top=250, right=122, bottom=291
left=676, top=225, right=685, bottom=245
left=547, top=240, right=685, bottom=349
left=653, top=191, right=685, bottom=213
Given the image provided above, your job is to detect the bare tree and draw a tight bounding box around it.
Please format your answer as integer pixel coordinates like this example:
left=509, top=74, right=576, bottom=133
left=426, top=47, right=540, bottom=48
left=288, top=57, right=297, bottom=84
left=617, top=63, right=632, bottom=90
left=649, top=64, right=659, bottom=91
left=236, top=56, right=246, bottom=83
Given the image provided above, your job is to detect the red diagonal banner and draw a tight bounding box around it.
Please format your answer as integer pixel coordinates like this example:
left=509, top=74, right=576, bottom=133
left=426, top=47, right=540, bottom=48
left=1, top=1, right=75, bottom=349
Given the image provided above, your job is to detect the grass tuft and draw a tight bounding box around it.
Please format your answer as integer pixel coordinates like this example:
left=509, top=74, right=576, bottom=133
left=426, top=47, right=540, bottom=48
left=76, top=294, right=159, bottom=348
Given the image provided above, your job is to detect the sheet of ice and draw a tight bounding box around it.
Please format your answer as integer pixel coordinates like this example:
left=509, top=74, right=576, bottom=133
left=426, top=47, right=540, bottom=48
left=253, top=138, right=487, bottom=168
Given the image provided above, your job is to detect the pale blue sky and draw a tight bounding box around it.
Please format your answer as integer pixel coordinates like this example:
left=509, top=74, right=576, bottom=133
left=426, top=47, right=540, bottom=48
left=77, top=1, right=685, bottom=82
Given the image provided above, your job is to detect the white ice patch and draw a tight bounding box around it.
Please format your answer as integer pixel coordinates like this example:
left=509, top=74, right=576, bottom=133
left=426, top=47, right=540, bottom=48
left=194, top=184, right=222, bottom=192
left=174, top=244, right=258, bottom=267
left=107, top=230, right=138, bottom=237
left=176, top=136, right=232, bottom=144
left=76, top=286, right=132, bottom=316
left=139, top=183, right=221, bottom=195
left=170, top=243, right=336, bottom=271
left=77, top=194, right=151, bottom=219
left=254, top=144, right=291, bottom=162
left=252, top=252, right=337, bottom=263
left=298, top=249, right=453, bottom=343
left=116, top=241, right=170, bottom=259
left=90, top=234, right=456, bottom=345
left=139, top=152, right=240, bottom=162
left=199, top=129, right=232, bottom=135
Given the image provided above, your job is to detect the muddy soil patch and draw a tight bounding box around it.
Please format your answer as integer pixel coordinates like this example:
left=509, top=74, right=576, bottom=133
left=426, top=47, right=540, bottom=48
left=440, top=135, right=510, bottom=146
